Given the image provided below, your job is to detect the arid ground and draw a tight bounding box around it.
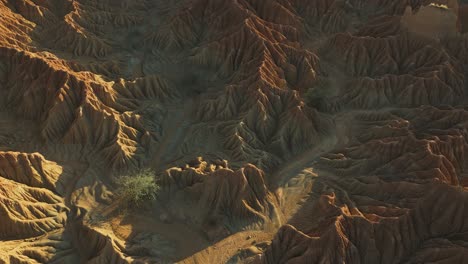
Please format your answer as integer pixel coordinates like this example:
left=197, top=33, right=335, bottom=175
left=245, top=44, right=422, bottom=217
left=1, top=0, right=468, bottom=263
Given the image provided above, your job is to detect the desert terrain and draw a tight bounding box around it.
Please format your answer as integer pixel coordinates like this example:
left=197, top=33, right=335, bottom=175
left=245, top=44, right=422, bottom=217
left=1, top=0, right=468, bottom=263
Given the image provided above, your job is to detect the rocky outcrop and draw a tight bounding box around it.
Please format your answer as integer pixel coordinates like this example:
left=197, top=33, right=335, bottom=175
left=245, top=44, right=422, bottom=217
left=160, top=158, right=280, bottom=240
left=1, top=0, right=468, bottom=263
left=261, top=105, right=468, bottom=263
left=0, top=152, right=68, bottom=240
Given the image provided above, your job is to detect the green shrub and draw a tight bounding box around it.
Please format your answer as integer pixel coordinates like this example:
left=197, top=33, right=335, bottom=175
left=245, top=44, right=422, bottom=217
left=115, top=169, right=160, bottom=207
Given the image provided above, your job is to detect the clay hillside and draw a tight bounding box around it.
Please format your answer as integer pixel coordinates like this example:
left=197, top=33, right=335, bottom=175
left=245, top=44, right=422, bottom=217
left=1, top=0, right=468, bottom=263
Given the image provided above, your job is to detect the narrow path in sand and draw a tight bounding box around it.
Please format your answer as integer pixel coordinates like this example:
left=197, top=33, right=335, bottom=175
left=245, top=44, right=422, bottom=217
left=269, top=112, right=353, bottom=189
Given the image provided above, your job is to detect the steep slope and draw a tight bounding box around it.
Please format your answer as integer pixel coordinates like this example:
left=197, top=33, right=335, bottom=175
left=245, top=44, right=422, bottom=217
left=0, top=0, right=468, bottom=263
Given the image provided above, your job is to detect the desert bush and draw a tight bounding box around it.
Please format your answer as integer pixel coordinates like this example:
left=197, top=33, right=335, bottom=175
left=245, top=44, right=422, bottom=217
left=115, top=169, right=160, bottom=207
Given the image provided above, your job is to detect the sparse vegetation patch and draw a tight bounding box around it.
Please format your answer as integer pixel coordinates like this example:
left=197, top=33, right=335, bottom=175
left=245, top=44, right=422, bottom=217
left=115, top=169, right=160, bottom=207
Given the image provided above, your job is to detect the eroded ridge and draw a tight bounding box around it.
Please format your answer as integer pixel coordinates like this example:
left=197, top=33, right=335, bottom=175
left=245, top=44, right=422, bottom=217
left=0, top=0, right=468, bottom=263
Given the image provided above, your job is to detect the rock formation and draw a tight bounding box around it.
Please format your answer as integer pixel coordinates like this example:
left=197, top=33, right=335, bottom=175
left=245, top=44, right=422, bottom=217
left=0, top=0, right=468, bottom=263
